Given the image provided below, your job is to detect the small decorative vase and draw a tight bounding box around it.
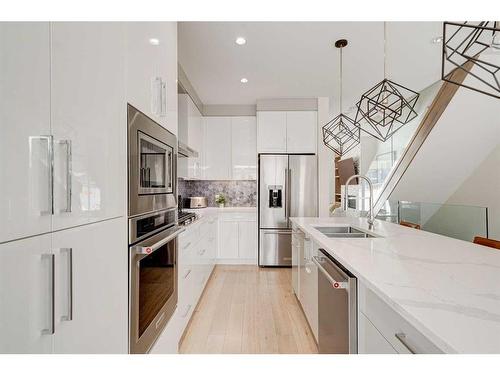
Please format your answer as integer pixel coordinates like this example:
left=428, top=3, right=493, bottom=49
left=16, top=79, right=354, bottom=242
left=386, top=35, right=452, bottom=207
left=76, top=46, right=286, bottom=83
left=218, top=203, right=225, bottom=208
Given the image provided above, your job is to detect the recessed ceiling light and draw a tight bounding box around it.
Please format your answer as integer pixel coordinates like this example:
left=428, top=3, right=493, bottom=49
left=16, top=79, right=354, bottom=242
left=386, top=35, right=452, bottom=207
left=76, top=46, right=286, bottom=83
left=240, top=78, right=248, bottom=83
left=149, top=38, right=160, bottom=46
left=432, top=36, right=443, bottom=44
left=235, top=37, right=246, bottom=45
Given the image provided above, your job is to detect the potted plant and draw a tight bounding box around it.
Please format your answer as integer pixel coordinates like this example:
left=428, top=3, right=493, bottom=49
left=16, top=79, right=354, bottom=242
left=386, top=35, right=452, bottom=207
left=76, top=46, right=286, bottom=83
left=215, top=194, right=226, bottom=208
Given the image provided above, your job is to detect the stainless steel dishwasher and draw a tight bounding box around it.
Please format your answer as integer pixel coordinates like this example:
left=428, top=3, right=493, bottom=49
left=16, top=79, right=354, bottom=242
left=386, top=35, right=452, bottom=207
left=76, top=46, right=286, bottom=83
left=312, top=248, right=357, bottom=354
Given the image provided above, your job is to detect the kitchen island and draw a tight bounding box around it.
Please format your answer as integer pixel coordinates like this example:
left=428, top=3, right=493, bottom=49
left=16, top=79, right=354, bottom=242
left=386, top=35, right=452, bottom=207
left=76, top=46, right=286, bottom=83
left=290, top=216, right=500, bottom=354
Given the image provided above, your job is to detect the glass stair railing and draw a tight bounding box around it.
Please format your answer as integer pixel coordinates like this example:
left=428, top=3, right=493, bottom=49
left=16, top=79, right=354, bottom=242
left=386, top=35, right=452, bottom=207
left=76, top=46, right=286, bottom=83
left=376, top=200, right=488, bottom=242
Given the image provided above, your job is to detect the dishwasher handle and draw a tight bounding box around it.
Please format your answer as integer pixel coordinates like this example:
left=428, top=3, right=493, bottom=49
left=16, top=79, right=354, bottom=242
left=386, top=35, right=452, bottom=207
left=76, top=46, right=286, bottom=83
left=312, top=256, right=349, bottom=289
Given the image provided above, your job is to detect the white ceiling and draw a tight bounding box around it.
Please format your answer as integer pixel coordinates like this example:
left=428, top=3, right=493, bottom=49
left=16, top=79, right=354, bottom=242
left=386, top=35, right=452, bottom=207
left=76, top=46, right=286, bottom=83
left=178, top=22, right=443, bottom=113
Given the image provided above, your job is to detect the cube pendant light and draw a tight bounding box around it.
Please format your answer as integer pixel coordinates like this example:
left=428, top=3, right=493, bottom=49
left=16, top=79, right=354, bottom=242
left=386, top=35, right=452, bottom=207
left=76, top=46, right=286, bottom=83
left=442, top=21, right=500, bottom=99
left=354, top=79, right=419, bottom=142
left=322, top=39, right=360, bottom=156
left=354, top=23, right=420, bottom=142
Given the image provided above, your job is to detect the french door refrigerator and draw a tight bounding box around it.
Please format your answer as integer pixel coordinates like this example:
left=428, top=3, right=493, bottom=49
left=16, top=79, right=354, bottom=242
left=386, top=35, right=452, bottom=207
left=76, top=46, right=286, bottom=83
left=258, top=154, right=318, bottom=266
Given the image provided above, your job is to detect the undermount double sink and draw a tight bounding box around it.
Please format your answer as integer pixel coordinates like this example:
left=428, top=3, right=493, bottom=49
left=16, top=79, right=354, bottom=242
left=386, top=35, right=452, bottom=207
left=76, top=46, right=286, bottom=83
left=313, top=226, right=378, bottom=239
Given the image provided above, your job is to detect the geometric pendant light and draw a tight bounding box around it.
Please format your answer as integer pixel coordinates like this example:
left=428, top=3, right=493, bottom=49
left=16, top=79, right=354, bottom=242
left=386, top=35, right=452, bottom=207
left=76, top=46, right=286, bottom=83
left=354, top=22, right=420, bottom=142
left=322, top=39, right=361, bottom=156
left=442, top=21, right=500, bottom=99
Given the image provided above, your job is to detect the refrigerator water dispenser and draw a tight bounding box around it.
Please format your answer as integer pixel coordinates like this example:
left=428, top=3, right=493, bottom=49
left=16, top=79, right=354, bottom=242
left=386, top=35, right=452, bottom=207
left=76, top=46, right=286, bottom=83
left=268, top=185, right=283, bottom=208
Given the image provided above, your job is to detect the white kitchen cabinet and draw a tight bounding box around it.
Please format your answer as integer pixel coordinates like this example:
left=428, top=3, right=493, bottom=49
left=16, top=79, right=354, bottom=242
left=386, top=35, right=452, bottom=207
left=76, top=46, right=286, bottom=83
left=178, top=94, right=203, bottom=179
left=358, top=282, right=443, bottom=354
left=203, top=117, right=232, bottom=180
left=51, top=23, right=126, bottom=231
left=231, top=116, right=257, bottom=180
left=238, top=220, right=258, bottom=260
left=257, top=111, right=287, bottom=153
left=51, top=217, right=128, bottom=353
left=358, top=313, right=397, bottom=354
left=218, top=212, right=258, bottom=264
left=286, top=111, right=317, bottom=153
left=257, top=110, right=317, bottom=154
left=0, top=233, right=53, bottom=353
left=0, top=22, right=52, bottom=243
left=219, top=221, right=239, bottom=259
left=291, top=226, right=302, bottom=296
left=125, top=22, right=178, bottom=136
left=299, top=238, right=318, bottom=341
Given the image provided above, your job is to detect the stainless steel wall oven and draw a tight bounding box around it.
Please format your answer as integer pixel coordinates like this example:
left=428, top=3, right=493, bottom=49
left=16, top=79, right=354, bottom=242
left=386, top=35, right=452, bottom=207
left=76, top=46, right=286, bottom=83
left=127, top=104, right=181, bottom=353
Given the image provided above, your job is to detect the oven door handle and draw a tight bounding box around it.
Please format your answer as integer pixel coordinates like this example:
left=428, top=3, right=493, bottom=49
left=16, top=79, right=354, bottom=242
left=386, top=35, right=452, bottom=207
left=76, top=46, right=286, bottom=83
left=133, top=227, right=185, bottom=255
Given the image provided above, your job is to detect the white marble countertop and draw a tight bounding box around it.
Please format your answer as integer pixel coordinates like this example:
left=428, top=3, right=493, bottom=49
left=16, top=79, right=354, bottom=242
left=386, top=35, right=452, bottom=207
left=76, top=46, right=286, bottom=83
left=290, top=216, right=500, bottom=353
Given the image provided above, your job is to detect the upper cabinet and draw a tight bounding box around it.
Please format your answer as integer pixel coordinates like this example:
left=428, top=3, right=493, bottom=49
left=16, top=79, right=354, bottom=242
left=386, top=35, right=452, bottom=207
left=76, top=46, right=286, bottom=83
left=0, top=23, right=52, bottom=243
left=257, top=111, right=287, bottom=152
left=203, top=117, right=232, bottom=180
left=231, top=117, right=257, bottom=180
left=178, top=94, right=203, bottom=179
left=286, top=111, right=317, bottom=153
left=51, top=22, right=127, bottom=231
left=0, top=22, right=131, bottom=243
left=202, top=116, right=257, bottom=180
left=125, top=22, right=178, bottom=136
left=257, top=111, right=317, bottom=154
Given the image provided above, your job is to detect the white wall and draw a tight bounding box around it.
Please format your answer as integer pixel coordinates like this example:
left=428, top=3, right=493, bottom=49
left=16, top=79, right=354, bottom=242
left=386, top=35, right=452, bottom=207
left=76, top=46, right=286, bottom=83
left=425, top=144, right=500, bottom=240
left=389, top=58, right=500, bottom=239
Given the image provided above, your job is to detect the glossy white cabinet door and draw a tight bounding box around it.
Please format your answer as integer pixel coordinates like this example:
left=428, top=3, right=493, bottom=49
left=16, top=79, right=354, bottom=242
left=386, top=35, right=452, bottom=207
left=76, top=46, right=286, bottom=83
left=286, top=111, right=317, bottom=153
left=187, top=97, right=203, bottom=179
left=51, top=23, right=127, bottom=231
left=299, top=238, right=318, bottom=341
left=219, top=221, right=239, bottom=259
left=125, top=22, right=178, bottom=136
left=52, top=218, right=128, bottom=353
left=231, top=117, right=257, bottom=180
left=0, top=23, right=52, bottom=243
left=257, top=111, right=287, bottom=153
left=358, top=313, right=397, bottom=354
left=203, top=117, right=231, bottom=179
left=238, top=221, right=257, bottom=261
left=0, top=233, right=53, bottom=353
left=178, top=94, right=189, bottom=144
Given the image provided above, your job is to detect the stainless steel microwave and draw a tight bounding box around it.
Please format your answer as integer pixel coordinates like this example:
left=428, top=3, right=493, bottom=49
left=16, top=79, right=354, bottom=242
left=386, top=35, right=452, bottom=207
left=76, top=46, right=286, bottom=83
left=127, top=104, right=177, bottom=217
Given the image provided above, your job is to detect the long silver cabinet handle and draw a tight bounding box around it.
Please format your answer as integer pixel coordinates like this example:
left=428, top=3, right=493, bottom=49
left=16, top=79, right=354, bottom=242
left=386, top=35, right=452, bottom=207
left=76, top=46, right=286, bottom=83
left=394, top=332, right=418, bottom=354
left=58, top=140, right=72, bottom=213
left=41, top=253, right=55, bottom=335
left=312, top=256, right=348, bottom=289
left=30, top=135, right=54, bottom=215
left=61, top=248, right=73, bottom=321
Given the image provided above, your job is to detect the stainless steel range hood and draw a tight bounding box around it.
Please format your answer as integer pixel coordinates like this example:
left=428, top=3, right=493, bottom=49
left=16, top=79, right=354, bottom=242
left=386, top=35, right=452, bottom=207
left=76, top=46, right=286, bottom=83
left=178, top=141, right=199, bottom=158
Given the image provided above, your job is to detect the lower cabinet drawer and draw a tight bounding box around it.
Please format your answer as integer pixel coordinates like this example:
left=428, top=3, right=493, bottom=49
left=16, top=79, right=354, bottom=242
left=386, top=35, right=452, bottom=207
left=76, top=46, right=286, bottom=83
left=358, top=312, right=397, bottom=354
left=358, top=283, right=443, bottom=354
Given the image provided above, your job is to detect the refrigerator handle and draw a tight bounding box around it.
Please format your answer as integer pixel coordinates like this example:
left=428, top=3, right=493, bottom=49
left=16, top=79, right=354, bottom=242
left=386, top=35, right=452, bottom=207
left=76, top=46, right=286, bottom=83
left=286, top=168, right=292, bottom=223
left=284, top=168, right=288, bottom=219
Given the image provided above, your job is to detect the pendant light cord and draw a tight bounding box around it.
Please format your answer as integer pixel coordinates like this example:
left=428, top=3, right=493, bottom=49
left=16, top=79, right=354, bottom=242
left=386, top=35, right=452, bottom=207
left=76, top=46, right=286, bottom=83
left=384, top=21, right=387, bottom=79
left=339, top=46, right=343, bottom=113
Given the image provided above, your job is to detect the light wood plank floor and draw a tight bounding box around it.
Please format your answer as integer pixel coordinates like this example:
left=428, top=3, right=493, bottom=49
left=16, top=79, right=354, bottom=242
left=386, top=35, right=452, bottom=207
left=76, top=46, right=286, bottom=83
left=179, top=265, right=318, bottom=354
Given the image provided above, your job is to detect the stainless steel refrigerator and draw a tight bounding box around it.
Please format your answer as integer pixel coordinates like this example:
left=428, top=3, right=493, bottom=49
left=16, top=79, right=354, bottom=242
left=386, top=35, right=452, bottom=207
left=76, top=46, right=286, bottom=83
left=258, top=154, right=318, bottom=266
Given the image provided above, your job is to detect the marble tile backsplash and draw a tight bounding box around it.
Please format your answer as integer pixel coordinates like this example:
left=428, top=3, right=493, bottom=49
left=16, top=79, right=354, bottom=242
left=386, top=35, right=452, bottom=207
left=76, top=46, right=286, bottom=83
left=178, top=179, right=257, bottom=207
